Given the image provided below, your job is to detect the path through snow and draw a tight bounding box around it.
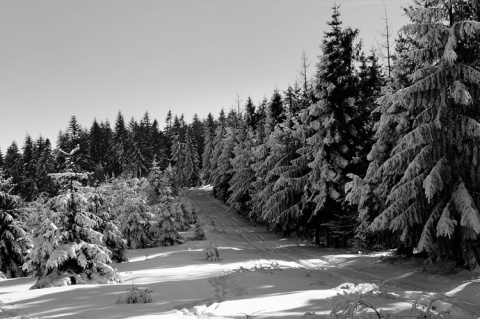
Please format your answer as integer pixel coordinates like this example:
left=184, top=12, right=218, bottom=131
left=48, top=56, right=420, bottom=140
left=0, top=186, right=479, bottom=318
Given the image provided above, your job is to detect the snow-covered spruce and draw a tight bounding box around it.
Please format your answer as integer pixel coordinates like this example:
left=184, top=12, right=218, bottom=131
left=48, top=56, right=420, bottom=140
left=204, top=240, right=219, bottom=261
left=0, top=172, right=31, bottom=278
left=347, top=1, right=480, bottom=267
left=23, top=153, right=123, bottom=289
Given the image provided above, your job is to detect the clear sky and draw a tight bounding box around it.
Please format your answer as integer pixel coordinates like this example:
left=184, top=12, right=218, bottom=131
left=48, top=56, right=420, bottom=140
left=0, top=0, right=411, bottom=153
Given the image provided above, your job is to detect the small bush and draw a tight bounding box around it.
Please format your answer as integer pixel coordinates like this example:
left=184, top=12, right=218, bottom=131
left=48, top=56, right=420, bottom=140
left=115, top=285, right=153, bottom=304
left=190, top=224, right=206, bottom=240
left=204, top=241, right=219, bottom=261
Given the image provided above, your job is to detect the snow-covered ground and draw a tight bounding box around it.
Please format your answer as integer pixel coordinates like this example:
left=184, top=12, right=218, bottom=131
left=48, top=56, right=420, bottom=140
left=1, top=187, right=479, bottom=318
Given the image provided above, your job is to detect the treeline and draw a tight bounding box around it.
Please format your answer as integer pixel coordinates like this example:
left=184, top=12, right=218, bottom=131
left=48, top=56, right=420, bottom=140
left=0, top=110, right=212, bottom=200
left=204, top=6, right=383, bottom=248
left=204, top=2, right=480, bottom=269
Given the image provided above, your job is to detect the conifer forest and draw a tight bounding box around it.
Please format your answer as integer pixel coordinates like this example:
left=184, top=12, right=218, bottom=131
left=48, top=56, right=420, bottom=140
left=2, top=1, right=480, bottom=318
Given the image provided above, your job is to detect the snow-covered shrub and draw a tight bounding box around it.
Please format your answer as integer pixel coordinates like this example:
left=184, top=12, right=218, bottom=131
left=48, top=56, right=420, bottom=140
left=204, top=241, right=219, bottom=261
left=191, top=224, right=206, bottom=240
left=23, top=151, right=122, bottom=289
left=107, top=177, right=156, bottom=249
left=115, top=286, right=153, bottom=304
left=0, top=172, right=31, bottom=278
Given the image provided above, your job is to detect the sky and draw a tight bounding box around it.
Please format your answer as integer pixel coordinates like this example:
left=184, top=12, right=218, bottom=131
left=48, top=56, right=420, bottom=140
left=0, top=0, right=411, bottom=153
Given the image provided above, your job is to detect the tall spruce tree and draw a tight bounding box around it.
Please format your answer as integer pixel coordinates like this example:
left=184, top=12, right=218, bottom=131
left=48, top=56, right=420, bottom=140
left=304, top=5, right=361, bottom=246
left=201, top=125, right=214, bottom=184
left=22, top=135, right=37, bottom=200
left=0, top=172, right=31, bottom=278
left=112, top=112, right=129, bottom=176
left=4, top=142, right=25, bottom=196
left=36, top=139, right=56, bottom=196
left=348, top=0, right=480, bottom=267
left=183, top=128, right=200, bottom=187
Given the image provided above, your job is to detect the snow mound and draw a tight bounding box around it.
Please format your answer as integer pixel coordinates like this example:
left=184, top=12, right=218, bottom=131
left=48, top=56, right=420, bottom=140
left=335, top=282, right=379, bottom=294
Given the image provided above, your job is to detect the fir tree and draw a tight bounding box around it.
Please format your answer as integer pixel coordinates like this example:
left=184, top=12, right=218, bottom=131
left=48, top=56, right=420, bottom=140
left=24, top=146, right=123, bottom=288
left=183, top=128, right=200, bottom=187
left=36, top=139, right=56, bottom=197
left=112, top=112, right=129, bottom=176
left=0, top=172, right=31, bottom=278
left=348, top=0, right=480, bottom=267
left=4, top=141, right=25, bottom=196
left=305, top=5, right=361, bottom=247
left=170, top=134, right=185, bottom=186
left=0, top=148, right=4, bottom=170
left=209, top=109, right=227, bottom=185
left=150, top=119, right=167, bottom=169
left=201, top=125, right=214, bottom=184
left=227, top=125, right=256, bottom=214
left=22, top=135, right=37, bottom=200
left=190, top=114, right=204, bottom=168
left=212, top=127, right=236, bottom=201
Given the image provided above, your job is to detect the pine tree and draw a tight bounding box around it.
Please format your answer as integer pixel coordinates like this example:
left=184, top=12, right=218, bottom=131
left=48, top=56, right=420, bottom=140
left=125, top=117, right=149, bottom=178
left=22, top=135, right=37, bottom=200
left=4, top=141, right=25, bottom=196
left=150, top=119, right=167, bottom=169
left=24, top=146, right=123, bottom=288
left=190, top=114, right=204, bottom=169
left=304, top=5, right=361, bottom=247
left=227, top=125, right=255, bottom=214
left=0, top=148, right=4, bottom=170
left=212, top=126, right=236, bottom=201
left=163, top=110, right=174, bottom=161
left=36, top=139, right=56, bottom=196
left=170, top=134, right=185, bottom=186
left=0, top=172, right=31, bottom=278
left=244, top=97, right=257, bottom=131
left=200, top=125, right=214, bottom=184
left=265, top=89, right=285, bottom=134
left=209, top=109, right=227, bottom=185
left=183, top=128, right=200, bottom=187
left=348, top=0, right=480, bottom=267
left=100, top=120, right=115, bottom=177
left=111, top=112, right=129, bottom=176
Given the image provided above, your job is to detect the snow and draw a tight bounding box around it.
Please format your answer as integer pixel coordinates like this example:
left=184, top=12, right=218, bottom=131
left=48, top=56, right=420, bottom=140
left=1, top=188, right=479, bottom=318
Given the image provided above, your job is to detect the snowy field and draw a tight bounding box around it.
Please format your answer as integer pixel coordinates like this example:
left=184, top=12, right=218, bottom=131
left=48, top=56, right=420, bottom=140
left=1, top=188, right=479, bottom=318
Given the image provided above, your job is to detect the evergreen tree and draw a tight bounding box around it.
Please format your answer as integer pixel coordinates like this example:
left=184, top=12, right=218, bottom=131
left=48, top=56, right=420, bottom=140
left=112, top=112, right=129, bottom=176
left=0, top=147, right=4, bottom=170
left=265, top=89, right=285, bottom=134
left=304, top=5, right=361, bottom=247
left=190, top=114, right=204, bottom=168
left=36, top=139, right=56, bottom=196
left=89, top=119, right=103, bottom=166
left=0, top=172, right=31, bottom=278
left=212, top=126, right=236, bottom=201
left=100, top=120, right=115, bottom=177
left=170, top=134, right=185, bottom=186
left=22, top=135, right=37, bottom=200
left=200, top=125, right=214, bottom=184
left=227, top=125, right=256, bottom=215
left=125, top=117, right=149, bottom=178
left=209, top=109, right=227, bottom=184
left=348, top=0, right=480, bottom=267
left=24, top=146, right=123, bottom=288
left=151, top=119, right=167, bottom=169
left=4, top=141, right=25, bottom=196
left=244, top=97, right=257, bottom=131
left=164, top=110, right=174, bottom=161
left=183, top=128, right=200, bottom=187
